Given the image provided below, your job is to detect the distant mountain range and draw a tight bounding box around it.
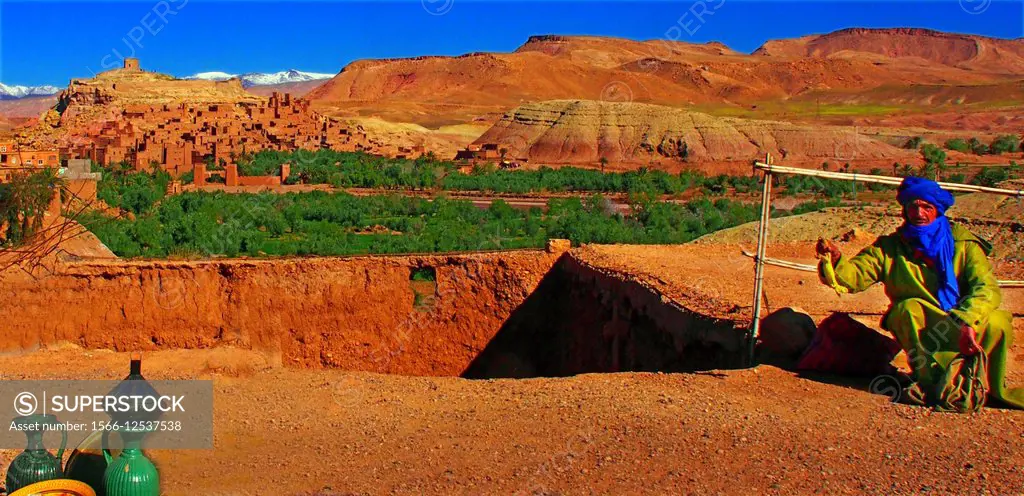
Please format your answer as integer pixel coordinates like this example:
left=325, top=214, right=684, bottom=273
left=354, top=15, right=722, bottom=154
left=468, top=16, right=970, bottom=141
left=182, top=69, right=334, bottom=88
left=0, top=83, right=61, bottom=100
left=0, top=69, right=333, bottom=100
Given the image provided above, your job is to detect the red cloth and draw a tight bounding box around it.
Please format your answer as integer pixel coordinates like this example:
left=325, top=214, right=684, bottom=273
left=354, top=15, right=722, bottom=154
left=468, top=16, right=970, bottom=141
left=797, top=312, right=902, bottom=376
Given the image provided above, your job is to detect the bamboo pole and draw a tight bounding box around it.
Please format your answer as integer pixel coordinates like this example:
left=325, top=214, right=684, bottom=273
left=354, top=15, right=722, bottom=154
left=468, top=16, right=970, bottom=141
left=753, top=162, right=1024, bottom=197
left=747, top=154, right=774, bottom=366
left=739, top=250, right=1024, bottom=288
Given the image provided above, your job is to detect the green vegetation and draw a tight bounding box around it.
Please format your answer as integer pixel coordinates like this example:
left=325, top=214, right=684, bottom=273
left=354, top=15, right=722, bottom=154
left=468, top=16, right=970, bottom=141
left=971, top=162, right=1022, bottom=188
left=920, top=144, right=946, bottom=168
left=968, top=137, right=990, bottom=155
left=78, top=190, right=838, bottom=259
left=0, top=169, right=62, bottom=246
left=238, top=149, right=453, bottom=189
left=691, top=101, right=908, bottom=119
left=443, top=165, right=713, bottom=195
left=904, top=136, right=924, bottom=150
left=97, top=163, right=171, bottom=215
left=410, top=266, right=437, bottom=282
left=944, top=138, right=970, bottom=153
left=217, top=149, right=771, bottom=196
left=944, top=135, right=1022, bottom=155
left=779, top=174, right=872, bottom=198
left=990, top=135, right=1021, bottom=155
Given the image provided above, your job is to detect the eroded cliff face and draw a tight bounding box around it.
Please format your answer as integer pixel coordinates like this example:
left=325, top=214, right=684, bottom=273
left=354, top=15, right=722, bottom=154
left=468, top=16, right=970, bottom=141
left=0, top=251, right=563, bottom=376
left=471, top=100, right=906, bottom=165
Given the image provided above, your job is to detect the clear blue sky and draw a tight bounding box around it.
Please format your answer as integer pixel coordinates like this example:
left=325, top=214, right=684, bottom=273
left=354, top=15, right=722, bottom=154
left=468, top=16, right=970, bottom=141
left=1, top=0, right=1022, bottom=86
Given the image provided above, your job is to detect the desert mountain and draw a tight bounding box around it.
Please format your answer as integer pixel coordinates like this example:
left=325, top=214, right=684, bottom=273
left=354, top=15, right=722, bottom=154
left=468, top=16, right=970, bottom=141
left=753, top=28, right=1024, bottom=75
left=0, top=95, right=56, bottom=119
left=308, top=30, right=1024, bottom=126
left=183, top=69, right=334, bottom=87
left=52, top=66, right=259, bottom=126
left=472, top=100, right=908, bottom=166
left=0, top=83, right=61, bottom=100
left=0, top=80, right=327, bottom=126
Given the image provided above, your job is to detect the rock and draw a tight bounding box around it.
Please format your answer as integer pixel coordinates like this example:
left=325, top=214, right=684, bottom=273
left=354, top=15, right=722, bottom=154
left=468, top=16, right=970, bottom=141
left=757, top=307, right=816, bottom=364
left=546, top=238, right=572, bottom=254
left=840, top=228, right=872, bottom=242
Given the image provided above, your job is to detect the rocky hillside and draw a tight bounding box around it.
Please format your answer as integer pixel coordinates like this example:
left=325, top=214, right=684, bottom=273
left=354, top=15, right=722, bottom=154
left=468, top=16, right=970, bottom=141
left=16, top=66, right=264, bottom=148
left=55, top=67, right=260, bottom=120
left=754, top=28, right=1024, bottom=75
left=471, top=100, right=908, bottom=165
left=308, top=31, right=1023, bottom=126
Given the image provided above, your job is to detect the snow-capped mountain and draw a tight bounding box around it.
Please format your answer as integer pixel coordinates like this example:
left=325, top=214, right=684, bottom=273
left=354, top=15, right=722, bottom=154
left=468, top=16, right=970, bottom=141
left=0, top=83, right=61, bottom=100
left=182, top=70, right=334, bottom=87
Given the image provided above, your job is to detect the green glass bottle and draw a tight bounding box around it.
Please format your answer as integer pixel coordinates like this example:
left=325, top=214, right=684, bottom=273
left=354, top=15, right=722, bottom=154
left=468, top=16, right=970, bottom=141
left=102, top=428, right=159, bottom=496
left=101, top=353, right=161, bottom=496
left=5, top=414, right=67, bottom=493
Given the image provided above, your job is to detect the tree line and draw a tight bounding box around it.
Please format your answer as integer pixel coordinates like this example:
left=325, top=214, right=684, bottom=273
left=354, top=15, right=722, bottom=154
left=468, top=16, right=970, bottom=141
left=79, top=190, right=839, bottom=259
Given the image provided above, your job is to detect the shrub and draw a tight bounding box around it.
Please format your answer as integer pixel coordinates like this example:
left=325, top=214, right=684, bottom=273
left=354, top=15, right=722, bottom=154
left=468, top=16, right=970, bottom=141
left=968, top=137, right=990, bottom=155
left=990, top=135, right=1021, bottom=155
left=944, top=138, right=970, bottom=153
left=971, top=167, right=1010, bottom=187
left=920, top=144, right=946, bottom=168
left=0, top=169, right=62, bottom=246
left=96, top=164, right=171, bottom=215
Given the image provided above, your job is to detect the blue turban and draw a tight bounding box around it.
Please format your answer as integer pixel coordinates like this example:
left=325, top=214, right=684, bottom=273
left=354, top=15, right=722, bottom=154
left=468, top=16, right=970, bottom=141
left=896, top=177, right=959, bottom=311
left=897, top=176, right=955, bottom=215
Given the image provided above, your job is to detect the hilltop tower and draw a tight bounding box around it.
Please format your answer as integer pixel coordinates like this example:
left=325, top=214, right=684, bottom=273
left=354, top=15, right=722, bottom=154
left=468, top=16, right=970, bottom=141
left=124, top=58, right=140, bottom=71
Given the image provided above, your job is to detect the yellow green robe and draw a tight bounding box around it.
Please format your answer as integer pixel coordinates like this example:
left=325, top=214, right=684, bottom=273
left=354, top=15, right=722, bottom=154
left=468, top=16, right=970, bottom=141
left=819, top=223, right=1024, bottom=409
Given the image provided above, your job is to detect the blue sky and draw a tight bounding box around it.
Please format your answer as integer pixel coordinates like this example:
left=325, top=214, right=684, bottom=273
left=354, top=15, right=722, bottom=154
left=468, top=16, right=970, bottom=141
left=1, top=0, right=1022, bottom=86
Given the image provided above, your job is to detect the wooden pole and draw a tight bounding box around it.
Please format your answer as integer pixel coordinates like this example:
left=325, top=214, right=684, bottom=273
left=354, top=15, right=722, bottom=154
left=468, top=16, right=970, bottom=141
left=754, top=163, right=1024, bottom=197
left=748, top=153, right=774, bottom=366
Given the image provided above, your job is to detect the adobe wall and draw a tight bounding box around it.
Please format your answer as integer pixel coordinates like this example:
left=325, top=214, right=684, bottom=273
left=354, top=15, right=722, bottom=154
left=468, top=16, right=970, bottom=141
left=0, top=248, right=747, bottom=378
left=0, top=250, right=566, bottom=376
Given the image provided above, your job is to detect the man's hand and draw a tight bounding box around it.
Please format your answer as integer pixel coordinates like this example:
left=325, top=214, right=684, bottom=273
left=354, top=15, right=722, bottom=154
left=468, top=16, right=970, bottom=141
left=958, top=324, right=984, bottom=356
left=815, top=238, right=842, bottom=261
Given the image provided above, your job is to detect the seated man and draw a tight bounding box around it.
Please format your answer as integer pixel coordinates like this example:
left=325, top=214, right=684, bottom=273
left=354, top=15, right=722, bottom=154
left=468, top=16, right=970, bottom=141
left=815, top=176, right=1022, bottom=411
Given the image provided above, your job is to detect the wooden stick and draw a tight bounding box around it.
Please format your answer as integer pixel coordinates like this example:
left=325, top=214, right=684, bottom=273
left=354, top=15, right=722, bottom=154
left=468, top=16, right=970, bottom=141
left=739, top=250, right=1024, bottom=288
left=747, top=153, right=774, bottom=365
left=753, top=163, right=1024, bottom=197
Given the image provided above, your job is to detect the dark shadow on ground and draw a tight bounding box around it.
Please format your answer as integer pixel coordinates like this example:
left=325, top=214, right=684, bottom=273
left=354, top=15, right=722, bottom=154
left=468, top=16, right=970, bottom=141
left=462, top=253, right=746, bottom=379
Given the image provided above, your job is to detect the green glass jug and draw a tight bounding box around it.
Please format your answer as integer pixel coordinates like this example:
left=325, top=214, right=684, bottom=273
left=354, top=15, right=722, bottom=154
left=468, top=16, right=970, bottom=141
left=100, top=353, right=160, bottom=496
left=102, top=427, right=159, bottom=496
left=5, top=414, right=68, bottom=493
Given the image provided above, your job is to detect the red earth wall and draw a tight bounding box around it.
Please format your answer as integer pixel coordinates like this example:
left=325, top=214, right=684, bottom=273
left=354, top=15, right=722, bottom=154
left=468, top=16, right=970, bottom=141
left=0, top=250, right=566, bottom=376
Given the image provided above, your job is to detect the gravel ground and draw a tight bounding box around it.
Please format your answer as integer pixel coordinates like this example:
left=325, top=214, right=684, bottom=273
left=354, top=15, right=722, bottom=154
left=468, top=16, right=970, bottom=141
left=0, top=346, right=1021, bottom=495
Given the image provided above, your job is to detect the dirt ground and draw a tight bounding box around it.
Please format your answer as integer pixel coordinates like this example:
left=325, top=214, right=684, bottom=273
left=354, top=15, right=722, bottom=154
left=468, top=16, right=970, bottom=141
left=0, top=342, right=1021, bottom=496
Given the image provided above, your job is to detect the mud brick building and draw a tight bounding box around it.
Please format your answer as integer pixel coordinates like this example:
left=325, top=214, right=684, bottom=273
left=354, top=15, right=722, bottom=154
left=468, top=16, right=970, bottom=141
left=60, top=91, right=374, bottom=178
left=0, top=142, right=61, bottom=182
left=455, top=143, right=528, bottom=168
left=15, top=59, right=412, bottom=180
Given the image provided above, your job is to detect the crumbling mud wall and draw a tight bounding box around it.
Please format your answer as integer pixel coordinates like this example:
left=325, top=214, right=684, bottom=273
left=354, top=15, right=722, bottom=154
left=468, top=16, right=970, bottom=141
left=1, top=247, right=747, bottom=377
left=0, top=250, right=565, bottom=376
left=464, top=255, right=746, bottom=378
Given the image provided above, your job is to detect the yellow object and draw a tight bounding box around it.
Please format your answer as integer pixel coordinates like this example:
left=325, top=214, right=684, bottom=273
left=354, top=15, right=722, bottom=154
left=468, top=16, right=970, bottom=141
left=8, top=479, right=96, bottom=496
left=819, top=252, right=849, bottom=295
